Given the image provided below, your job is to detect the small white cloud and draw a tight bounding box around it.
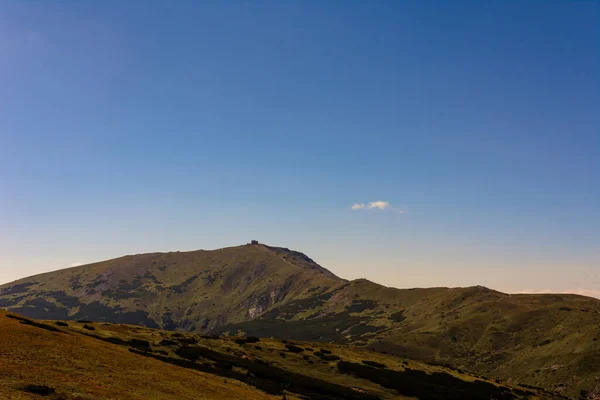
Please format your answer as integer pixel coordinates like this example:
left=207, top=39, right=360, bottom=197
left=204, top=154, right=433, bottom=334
left=367, top=201, right=389, bottom=210
left=351, top=200, right=404, bottom=213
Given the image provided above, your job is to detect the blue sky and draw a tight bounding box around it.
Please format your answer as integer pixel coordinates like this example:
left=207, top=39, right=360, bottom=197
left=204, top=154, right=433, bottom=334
left=1, top=1, right=599, bottom=297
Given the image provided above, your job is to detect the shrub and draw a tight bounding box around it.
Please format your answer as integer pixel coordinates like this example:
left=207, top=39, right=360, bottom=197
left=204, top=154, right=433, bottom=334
left=362, top=360, right=386, bottom=368
left=83, top=324, right=95, bottom=331
left=105, top=336, right=127, bottom=345
left=175, top=345, right=204, bottom=362
left=55, top=321, right=68, bottom=327
left=388, top=311, right=407, bottom=322
left=159, top=338, right=177, bottom=346
left=77, top=320, right=92, bottom=323
left=314, top=351, right=340, bottom=361
left=7, top=315, right=60, bottom=333
left=285, top=344, right=304, bottom=353
left=178, top=336, right=198, bottom=344
left=319, top=349, right=332, bottom=354
left=279, top=352, right=287, bottom=358
left=201, top=334, right=220, bottom=340
left=24, top=384, right=55, bottom=396
left=129, top=339, right=151, bottom=352
left=235, top=336, right=261, bottom=345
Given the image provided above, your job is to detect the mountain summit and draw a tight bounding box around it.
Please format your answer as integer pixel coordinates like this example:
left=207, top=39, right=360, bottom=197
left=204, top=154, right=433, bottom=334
left=0, top=244, right=343, bottom=331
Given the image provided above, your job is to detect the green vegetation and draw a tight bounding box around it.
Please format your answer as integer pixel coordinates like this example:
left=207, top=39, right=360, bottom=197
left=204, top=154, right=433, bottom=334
left=24, top=384, right=55, bottom=396
left=284, top=344, right=304, bottom=353
left=362, top=360, right=387, bottom=368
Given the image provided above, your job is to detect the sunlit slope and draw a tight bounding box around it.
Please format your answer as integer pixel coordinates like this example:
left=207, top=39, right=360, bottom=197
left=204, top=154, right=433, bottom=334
left=3, top=311, right=562, bottom=400
left=0, top=244, right=343, bottom=331
left=0, top=310, right=279, bottom=400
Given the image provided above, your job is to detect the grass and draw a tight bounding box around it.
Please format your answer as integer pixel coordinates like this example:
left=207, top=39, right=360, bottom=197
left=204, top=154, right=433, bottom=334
left=0, top=310, right=282, bottom=400
left=47, top=313, right=562, bottom=400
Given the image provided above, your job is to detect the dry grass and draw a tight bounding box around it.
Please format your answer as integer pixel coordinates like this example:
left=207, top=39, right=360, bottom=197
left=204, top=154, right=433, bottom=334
left=0, top=311, right=278, bottom=400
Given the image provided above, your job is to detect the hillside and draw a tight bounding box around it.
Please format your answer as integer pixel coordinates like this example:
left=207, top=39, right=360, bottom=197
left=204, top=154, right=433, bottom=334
left=0, top=310, right=559, bottom=400
left=0, top=243, right=343, bottom=332
left=0, top=309, right=279, bottom=400
left=2, top=243, right=600, bottom=398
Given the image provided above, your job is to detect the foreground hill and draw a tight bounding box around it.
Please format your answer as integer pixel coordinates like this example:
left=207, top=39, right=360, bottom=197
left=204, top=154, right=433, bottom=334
left=1, top=310, right=559, bottom=400
left=0, top=310, right=278, bottom=400
left=1, top=243, right=600, bottom=397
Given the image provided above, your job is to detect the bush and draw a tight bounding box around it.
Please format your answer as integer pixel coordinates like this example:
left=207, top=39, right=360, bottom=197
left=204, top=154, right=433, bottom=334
left=279, top=352, right=287, bottom=358
left=160, top=338, right=177, bottom=346
left=175, top=345, right=204, bottom=362
left=178, top=336, right=198, bottom=344
left=24, top=384, right=55, bottom=396
left=129, top=339, right=151, bottom=352
left=105, top=336, right=127, bottom=345
left=55, top=321, right=68, bottom=327
left=285, top=344, right=304, bottom=353
left=320, top=349, right=332, bottom=354
left=314, top=351, right=340, bottom=361
left=235, top=336, right=261, bottom=345
left=83, top=324, right=95, bottom=331
left=7, top=315, right=60, bottom=333
left=362, top=360, right=386, bottom=368
left=77, top=320, right=92, bottom=323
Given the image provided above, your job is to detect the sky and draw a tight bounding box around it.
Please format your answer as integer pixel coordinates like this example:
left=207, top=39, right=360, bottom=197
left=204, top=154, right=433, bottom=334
left=1, top=0, right=599, bottom=297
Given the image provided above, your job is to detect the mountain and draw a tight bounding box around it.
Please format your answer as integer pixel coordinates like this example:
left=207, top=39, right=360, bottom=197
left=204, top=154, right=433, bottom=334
left=0, top=244, right=343, bottom=332
left=2, top=243, right=600, bottom=398
left=1, top=309, right=559, bottom=400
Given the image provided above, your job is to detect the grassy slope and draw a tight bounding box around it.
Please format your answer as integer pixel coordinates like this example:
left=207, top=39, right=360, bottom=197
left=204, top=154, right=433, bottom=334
left=0, top=310, right=278, bottom=400
left=6, top=311, right=560, bottom=400
left=0, top=244, right=343, bottom=331
left=219, top=281, right=600, bottom=398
